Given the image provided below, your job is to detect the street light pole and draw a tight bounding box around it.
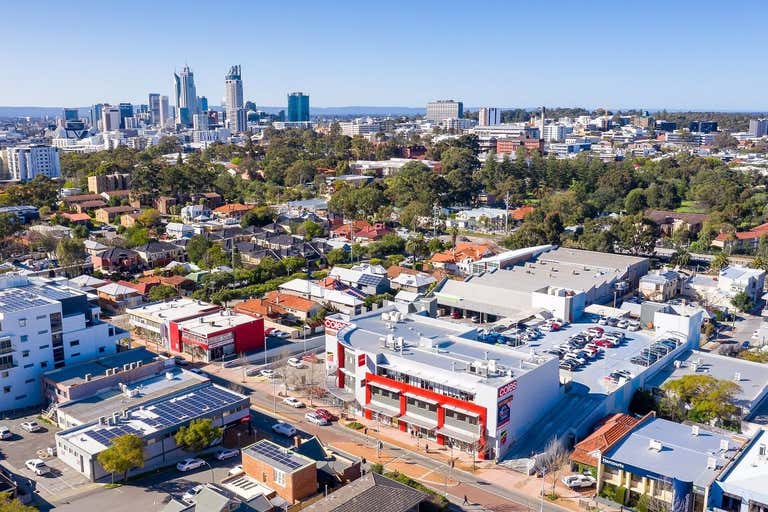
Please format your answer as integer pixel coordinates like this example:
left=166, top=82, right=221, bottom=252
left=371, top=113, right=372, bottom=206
left=202, top=460, right=215, bottom=484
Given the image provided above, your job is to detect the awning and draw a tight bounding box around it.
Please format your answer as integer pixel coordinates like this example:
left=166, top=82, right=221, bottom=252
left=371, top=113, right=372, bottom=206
left=404, top=392, right=438, bottom=405
left=442, top=403, right=479, bottom=417
left=437, top=426, right=481, bottom=444
left=366, top=402, right=401, bottom=418
left=369, top=382, right=402, bottom=394
left=401, top=413, right=438, bottom=430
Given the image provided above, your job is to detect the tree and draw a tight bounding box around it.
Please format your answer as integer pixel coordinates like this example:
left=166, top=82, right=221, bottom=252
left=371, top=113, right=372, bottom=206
left=671, top=247, right=691, bottom=269
left=282, top=256, right=306, bottom=275
left=240, top=206, right=275, bottom=228
left=137, top=208, right=161, bottom=228
left=187, top=235, right=211, bottom=266
left=56, top=238, right=85, bottom=266
left=661, top=374, right=741, bottom=426
left=0, top=213, right=22, bottom=239
left=96, top=434, right=144, bottom=483
left=731, top=291, right=754, bottom=313
left=535, top=437, right=569, bottom=496
left=711, top=252, right=730, bottom=271
left=123, top=227, right=150, bottom=248
left=297, top=220, right=323, bottom=241
left=624, top=188, right=647, bottom=214
left=326, top=248, right=348, bottom=266
left=148, top=284, right=178, bottom=301
left=427, top=237, right=444, bottom=254
left=175, top=418, right=223, bottom=453
left=405, top=236, right=429, bottom=261
left=0, top=494, right=38, bottom=512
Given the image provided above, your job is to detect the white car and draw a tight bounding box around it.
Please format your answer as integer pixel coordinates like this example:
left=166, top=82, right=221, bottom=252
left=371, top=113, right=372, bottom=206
left=20, top=421, right=42, bottom=432
left=628, top=321, right=641, bottom=331
left=260, top=369, right=276, bottom=378
left=25, top=459, right=50, bottom=476
left=0, top=426, right=11, bottom=440
left=617, top=319, right=630, bottom=329
left=304, top=412, right=329, bottom=426
left=215, top=448, right=239, bottom=460
left=562, top=474, right=597, bottom=488
left=286, top=357, right=305, bottom=369
left=274, top=330, right=290, bottom=338
left=272, top=422, right=297, bottom=437
left=228, top=465, right=244, bottom=477
left=283, top=397, right=305, bottom=408
left=176, top=458, right=206, bottom=472
left=182, top=484, right=205, bottom=504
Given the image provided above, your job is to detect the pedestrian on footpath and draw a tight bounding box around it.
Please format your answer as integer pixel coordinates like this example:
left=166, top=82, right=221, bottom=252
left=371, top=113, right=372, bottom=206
left=463, top=495, right=469, bottom=505
left=425, top=442, right=429, bottom=453
left=364, top=427, right=368, bottom=435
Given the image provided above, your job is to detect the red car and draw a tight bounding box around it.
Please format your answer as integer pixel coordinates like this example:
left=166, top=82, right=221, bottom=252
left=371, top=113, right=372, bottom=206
left=265, top=327, right=275, bottom=335
left=451, top=311, right=461, bottom=319
left=315, top=408, right=337, bottom=422
left=549, top=322, right=561, bottom=331
left=594, top=339, right=615, bottom=348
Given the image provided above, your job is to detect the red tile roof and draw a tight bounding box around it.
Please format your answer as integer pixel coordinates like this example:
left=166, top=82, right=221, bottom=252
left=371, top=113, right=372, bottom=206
left=509, top=205, right=535, bottom=221
left=715, top=222, right=768, bottom=241
left=431, top=242, right=493, bottom=264
left=570, top=413, right=649, bottom=467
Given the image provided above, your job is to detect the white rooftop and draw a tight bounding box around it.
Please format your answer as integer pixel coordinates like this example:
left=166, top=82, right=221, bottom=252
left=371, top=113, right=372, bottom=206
left=127, top=298, right=219, bottom=322
left=176, top=310, right=258, bottom=335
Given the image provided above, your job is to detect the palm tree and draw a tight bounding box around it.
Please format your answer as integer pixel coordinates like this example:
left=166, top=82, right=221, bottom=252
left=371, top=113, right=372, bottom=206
left=711, top=252, right=730, bottom=271
left=406, top=236, right=428, bottom=263
left=672, top=247, right=691, bottom=269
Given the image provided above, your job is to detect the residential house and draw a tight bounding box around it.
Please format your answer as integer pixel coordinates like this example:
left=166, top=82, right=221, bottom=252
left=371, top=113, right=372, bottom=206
left=279, top=278, right=365, bottom=316
left=83, top=239, right=109, bottom=257
left=166, top=222, right=194, bottom=240
left=213, top=203, right=252, bottom=221
left=60, top=212, right=91, bottom=225
left=446, top=207, right=507, bottom=231
left=66, top=274, right=108, bottom=294
left=293, top=436, right=361, bottom=488
left=638, top=270, right=680, bottom=302
left=431, top=242, right=496, bottom=274
left=92, top=247, right=140, bottom=273
left=74, top=199, right=108, bottom=213
left=134, top=241, right=187, bottom=267
left=194, top=192, right=223, bottom=209
left=300, top=473, right=429, bottom=512
left=712, top=222, right=768, bottom=253
left=241, top=440, right=317, bottom=505
left=331, top=220, right=392, bottom=242
left=62, top=193, right=104, bottom=210
left=328, top=264, right=389, bottom=295
left=390, top=272, right=436, bottom=294
left=646, top=210, right=708, bottom=238
left=94, top=205, right=139, bottom=225
left=96, top=281, right=144, bottom=314
left=181, top=204, right=211, bottom=222
left=718, top=266, right=766, bottom=303
left=154, top=196, right=177, bottom=215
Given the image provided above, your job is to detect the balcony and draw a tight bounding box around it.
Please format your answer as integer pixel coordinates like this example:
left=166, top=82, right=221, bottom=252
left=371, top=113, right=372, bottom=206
left=0, top=341, right=13, bottom=355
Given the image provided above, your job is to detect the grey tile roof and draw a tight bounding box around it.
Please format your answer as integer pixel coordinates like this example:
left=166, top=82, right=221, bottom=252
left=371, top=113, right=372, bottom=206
left=300, top=473, right=427, bottom=512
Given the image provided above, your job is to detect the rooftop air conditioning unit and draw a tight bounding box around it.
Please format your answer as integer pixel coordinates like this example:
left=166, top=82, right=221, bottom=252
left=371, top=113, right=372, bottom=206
left=734, top=372, right=741, bottom=382
left=165, top=371, right=174, bottom=380
left=720, top=439, right=729, bottom=451
left=649, top=439, right=663, bottom=452
left=691, top=363, right=698, bottom=372
left=707, top=456, right=718, bottom=470
left=84, top=373, right=92, bottom=382
left=381, top=312, right=390, bottom=322
left=691, top=425, right=699, bottom=436
left=674, top=360, right=682, bottom=369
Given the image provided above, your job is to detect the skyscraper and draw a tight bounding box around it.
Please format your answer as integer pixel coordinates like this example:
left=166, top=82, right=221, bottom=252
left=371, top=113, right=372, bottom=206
left=749, top=119, right=768, bottom=138
left=101, top=105, right=121, bottom=131
left=174, top=65, right=199, bottom=127
left=148, top=93, right=161, bottom=125
left=225, top=65, right=247, bottom=133
left=478, top=107, right=501, bottom=126
left=118, top=103, right=134, bottom=129
left=90, top=103, right=103, bottom=129
left=287, top=92, right=310, bottom=122
left=159, top=96, right=170, bottom=128
left=63, top=108, right=79, bottom=122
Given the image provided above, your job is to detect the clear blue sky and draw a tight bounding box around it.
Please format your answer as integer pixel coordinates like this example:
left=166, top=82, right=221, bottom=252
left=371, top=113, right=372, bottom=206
left=3, top=0, right=767, bottom=110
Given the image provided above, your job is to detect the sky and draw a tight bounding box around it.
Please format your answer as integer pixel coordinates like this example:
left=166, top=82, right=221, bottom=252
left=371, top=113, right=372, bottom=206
left=2, top=0, right=768, bottom=110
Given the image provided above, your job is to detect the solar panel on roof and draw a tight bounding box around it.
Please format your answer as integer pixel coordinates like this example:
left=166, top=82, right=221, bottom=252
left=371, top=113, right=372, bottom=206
left=249, top=442, right=303, bottom=470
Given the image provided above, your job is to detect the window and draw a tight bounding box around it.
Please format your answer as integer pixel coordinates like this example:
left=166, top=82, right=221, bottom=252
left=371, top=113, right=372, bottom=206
left=18, top=319, right=26, bottom=327
left=0, top=371, right=7, bottom=378
left=40, top=362, right=48, bottom=368
left=36, top=315, right=46, bottom=320
left=22, top=351, right=29, bottom=358
left=15, top=395, right=26, bottom=400
left=25, top=379, right=34, bottom=384
left=23, top=364, right=33, bottom=369
left=20, top=335, right=28, bottom=342
left=273, top=469, right=285, bottom=486
left=38, top=330, right=48, bottom=335
left=3, top=386, right=10, bottom=393
left=69, top=340, right=80, bottom=347
left=98, top=347, right=106, bottom=353
left=39, top=345, right=49, bottom=350
left=71, top=353, right=80, bottom=357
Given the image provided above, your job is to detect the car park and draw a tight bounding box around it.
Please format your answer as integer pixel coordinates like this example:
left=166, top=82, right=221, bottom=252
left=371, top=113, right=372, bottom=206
left=286, top=357, right=305, bottom=369
left=215, top=448, right=239, bottom=460
left=606, top=317, right=620, bottom=327
left=25, top=459, right=50, bottom=476
left=562, top=474, right=597, bottom=488
left=283, top=397, right=305, bottom=408
left=182, top=484, right=205, bottom=504
left=315, top=408, right=337, bottom=422
left=0, top=426, right=11, bottom=440
left=176, top=458, right=206, bottom=472
left=272, top=422, right=297, bottom=437
left=20, top=421, right=41, bottom=432
left=304, top=412, right=329, bottom=425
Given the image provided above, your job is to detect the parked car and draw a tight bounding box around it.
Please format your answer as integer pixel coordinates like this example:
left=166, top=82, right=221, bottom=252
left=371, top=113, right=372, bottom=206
left=20, top=421, right=41, bottom=433
left=228, top=465, right=244, bottom=477
left=304, top=412, right=329, bottom=426
left=606, top=317, right=620, bottom=327
left=272, top=422, right=297, bottom=437
left=260, top=369, right=276, bottom=378
left=0, top=426, right=11, bottom=440
left=617, top=319, right=630, bottom=329
left=283, top=397, right=305, bottom=408
left=562, top=474, right=597, bottom=488
left=451, top=311, right=461, bottom=319
left=628, top=321, right=641, bottom=331
left=176, top=458, right=206, bottom=472
left=25, top=459, right=50, bottom=476
left=286, top=357, right=305, bottom=369
left=215, top=448, right=239, bottom=461
left=315, top=408, right=337, bottom=422
left=245, top=367, right=261, bottom=376
left=274, top=330, right=290, bottom=338
left=182, top=484, right=205, bottom=504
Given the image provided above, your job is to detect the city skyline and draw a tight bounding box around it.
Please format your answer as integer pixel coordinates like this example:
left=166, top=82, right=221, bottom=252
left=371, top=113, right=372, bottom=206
left=2, top=0, right=768, bottom=110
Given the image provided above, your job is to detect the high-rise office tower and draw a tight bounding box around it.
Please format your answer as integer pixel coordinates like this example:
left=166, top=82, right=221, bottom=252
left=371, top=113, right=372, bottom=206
left=478, top=107, right=501, bottom=126
left=148, top=94, right=161, bottom=125
left=748, top=119, right=768, bottom=138
left=63, top=108, right=79, bottom=122
left=159, top=96, right=170, bottom=128
left=287, top=92, right=310, bottom=122
left=118, top=103, right=133, bottom=129
left=224, top=65, right=246, bottom=133
left=100, top=105, right=121, bottom=131
left=173, top=65, right=199, bottom=127
left=199, top=96, right=208, bottom=112
left=90, top=104, right=103, bottom=129
left=426, top=100, right=463, bottom=122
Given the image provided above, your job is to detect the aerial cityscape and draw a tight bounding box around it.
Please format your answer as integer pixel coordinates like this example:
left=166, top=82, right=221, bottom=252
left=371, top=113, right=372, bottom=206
left=2, top=2, right=768, bottom=512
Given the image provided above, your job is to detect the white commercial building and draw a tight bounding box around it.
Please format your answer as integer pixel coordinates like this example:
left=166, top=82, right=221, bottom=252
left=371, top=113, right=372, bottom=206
left=339, top=119, right=381, bottom=137
left=126, top=298, right=221, bottom=349
left=4, top=144, right=61, bottom=181
left=426, top=100, right=463, bottom=122
left=0, top=274, right=127, bottom=412
left=324, top=306, right=560, bottom=460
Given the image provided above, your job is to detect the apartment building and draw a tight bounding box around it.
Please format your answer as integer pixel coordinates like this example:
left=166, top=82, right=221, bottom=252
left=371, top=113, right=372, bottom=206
left=4, top=144, right=61, bottom=182
left=0, top=274, right=126, bottom=412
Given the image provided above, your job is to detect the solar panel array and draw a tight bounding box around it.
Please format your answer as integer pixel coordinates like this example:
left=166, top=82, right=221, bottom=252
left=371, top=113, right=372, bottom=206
left=357, top=274, right=382, bottom=287
left=84, top=425, right=143, bottom=446
left=0, top=289, right=51, bottom=313
left=142, top=385, right=243, bottom=430
left=35, top=285, right=79, bottom=301
left=247, top=441, right=305, bottom=471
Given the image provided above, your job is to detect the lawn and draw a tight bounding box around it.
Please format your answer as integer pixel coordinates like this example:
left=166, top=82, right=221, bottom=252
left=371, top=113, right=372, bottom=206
left=675, top=200, right=707, bottom=214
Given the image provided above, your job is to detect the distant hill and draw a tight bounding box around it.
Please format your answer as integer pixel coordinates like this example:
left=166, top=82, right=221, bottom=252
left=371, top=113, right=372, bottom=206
left=0, top=105, right=426, bottom=119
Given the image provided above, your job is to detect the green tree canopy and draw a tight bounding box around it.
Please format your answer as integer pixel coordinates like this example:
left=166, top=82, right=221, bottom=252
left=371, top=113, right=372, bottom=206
left=56, top=237, right=85, bottom=266
left=661, top=374, right=741, bottom=425
left=148, top=284, right=178, bottom=301
left=96, top=434, right=144, bottom=483
left=174, top=418, right=223, bottom=453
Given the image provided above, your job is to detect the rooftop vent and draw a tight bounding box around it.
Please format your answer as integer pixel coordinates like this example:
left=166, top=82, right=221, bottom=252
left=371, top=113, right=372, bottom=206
left=707, top=456, right=718, bottom=470
left=84, top=373, right=92, bottom=382
left=691, top=425, right=699, bottom=436
left=720, top=439, right=730, bottom=451
left=165, top=371, right=174, bottom=380
left=649, top=439, right=663, bottom=452
left=734, top=372, right=741, bottom=382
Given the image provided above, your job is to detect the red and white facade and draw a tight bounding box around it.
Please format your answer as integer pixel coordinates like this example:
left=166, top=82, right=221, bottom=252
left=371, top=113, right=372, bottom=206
left=170, top=311, right=264, bottom=362
left=324, top=308, right=560, bottom=460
